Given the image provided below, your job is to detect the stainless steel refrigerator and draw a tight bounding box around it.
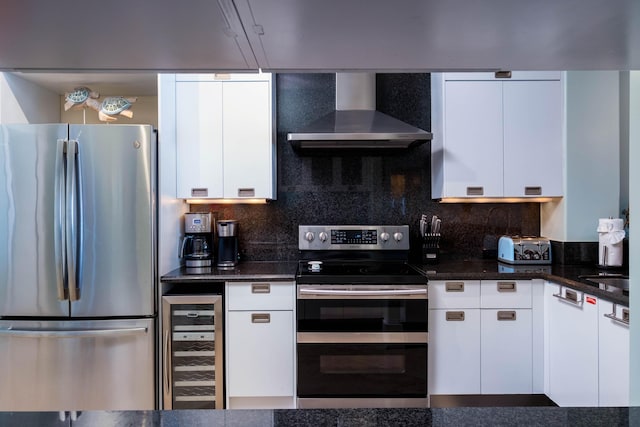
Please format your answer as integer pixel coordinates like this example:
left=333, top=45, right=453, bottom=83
left=0, top=124, right=156, bottom=411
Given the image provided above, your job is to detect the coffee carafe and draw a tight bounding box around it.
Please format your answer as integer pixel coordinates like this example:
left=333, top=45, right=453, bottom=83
left=217, top=220, right=238, bottom=268
left=181, top=213, right=214, bottom=268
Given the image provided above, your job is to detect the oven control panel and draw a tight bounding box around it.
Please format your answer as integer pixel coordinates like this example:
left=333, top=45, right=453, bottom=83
left=299, top=225, right=410, bottom=250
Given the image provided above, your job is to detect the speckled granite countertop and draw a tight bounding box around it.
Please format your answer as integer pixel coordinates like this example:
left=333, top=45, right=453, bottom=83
left=161, top=261, right=298, bottom=283
left=414, top=258, right=629, bottom=306
left=1, top=407, right=636, bottom=426
left=160, top=259, right=628, bottom=306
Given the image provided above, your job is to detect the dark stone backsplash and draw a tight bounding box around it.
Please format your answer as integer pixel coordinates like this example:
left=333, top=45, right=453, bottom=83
left=190, top=73, right=540, bottom=263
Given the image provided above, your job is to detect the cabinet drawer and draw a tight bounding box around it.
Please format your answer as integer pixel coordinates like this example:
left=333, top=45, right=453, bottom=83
left=429, top=280, right=480, bottom=309
left=480, top=280, right=532, bottom=308
left=227, top=281, right=295, bottom=311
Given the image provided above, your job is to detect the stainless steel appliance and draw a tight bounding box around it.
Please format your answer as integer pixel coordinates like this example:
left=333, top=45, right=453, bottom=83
left=162, top=293, right=224, bottom=409
left=217, top=220, right=238, bottom=268
left=296, top=225, right=429, bottom=409
left=182, top=212, right=214, bottom=268
left=0, top=124, right=156, bottom=411
left=288, top=73, right=432, bottom=150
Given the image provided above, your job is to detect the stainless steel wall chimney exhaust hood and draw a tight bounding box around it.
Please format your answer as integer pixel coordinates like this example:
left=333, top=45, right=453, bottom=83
left=288, top=73, right=432, bottom=150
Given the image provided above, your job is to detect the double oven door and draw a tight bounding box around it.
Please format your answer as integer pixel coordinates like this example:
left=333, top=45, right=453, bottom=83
left=296, top=283, right=429, bottom=408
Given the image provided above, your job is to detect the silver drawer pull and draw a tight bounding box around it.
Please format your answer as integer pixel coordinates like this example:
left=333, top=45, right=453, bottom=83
left=497, top=282, right=516, bottom=292
left=252, top=283, right=271, bottom=294
left=604, top=306, right=629, bottom=326
left=524, top=186, right=542, bottom=196
left=238, top=188, right=255, bottom=197
left=445, top=282, right=464, bottom=292
left=553, top=288, right=583, bottom=306
left=299, top=288, right=427, bottom=297
left=497, top=311, right=516, bottom=321
left=466, top=186, right=484, bottom=196
left=495, top=71, right=512, bottom=79
left=190, top=187, right=208, bottom=197
left=251, top=313, right=271, bottom=324
left=446, top=311, right=465, bottom=321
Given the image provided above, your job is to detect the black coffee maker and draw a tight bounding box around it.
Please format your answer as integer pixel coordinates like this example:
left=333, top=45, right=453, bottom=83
left=217, top=220, right=238, bottom=268
left=181, top=213, right=214, bottom=268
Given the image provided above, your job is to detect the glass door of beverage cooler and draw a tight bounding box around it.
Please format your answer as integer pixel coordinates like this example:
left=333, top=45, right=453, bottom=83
left=162, top=295, right=223, bottom=409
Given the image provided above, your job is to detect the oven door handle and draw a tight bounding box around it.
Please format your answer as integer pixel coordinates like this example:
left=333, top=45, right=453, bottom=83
left=298, top=288, right=427, bottom=298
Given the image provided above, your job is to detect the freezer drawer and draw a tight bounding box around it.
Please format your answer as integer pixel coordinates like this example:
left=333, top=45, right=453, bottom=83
left=0, top=318, right=155, bottom=411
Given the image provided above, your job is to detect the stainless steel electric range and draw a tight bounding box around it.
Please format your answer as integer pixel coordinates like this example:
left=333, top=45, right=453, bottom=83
left=296, top=225, right=429, bottom=409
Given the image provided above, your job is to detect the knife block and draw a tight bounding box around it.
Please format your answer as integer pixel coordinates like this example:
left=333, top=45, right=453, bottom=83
left=422, top=233, right=441, bottom=264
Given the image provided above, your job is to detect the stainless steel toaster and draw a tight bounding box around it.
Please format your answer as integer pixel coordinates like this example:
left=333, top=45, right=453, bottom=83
left=498, top=236, right=552, bottom=265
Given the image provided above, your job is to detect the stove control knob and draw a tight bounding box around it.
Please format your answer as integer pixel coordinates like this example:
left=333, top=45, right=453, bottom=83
left=380, top=232, right=390, bottom=242
left=318, top=231, right=328, bottom=242
left=304, top=232, right=315, bottom=242
left=393, top=232, right=404, bottom=242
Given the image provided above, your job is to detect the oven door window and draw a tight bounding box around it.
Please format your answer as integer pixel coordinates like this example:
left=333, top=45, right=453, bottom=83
left=297, top=299, right=427, bottom=332
left=297, top=343, right=427, bottom=397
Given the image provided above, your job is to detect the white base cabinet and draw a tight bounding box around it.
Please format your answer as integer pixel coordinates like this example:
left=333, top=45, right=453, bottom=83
left=430, top=279, right=629, bottom=406
left=480, top=309, right=532, bottom=394
left=429, top=307, right=481, bottom=394
left=480, top=280, right=533, bottom=394
left=545, top=282, right=599, bottom=407
left=225, top=281, right=295, bottom=409
left=428, top=280, right=481, bottom=394
left=428, top=279, right=535, bottom=396
left=598, top=300, right=629, bottom=406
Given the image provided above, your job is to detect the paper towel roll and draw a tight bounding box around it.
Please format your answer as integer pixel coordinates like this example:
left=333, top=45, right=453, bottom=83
left=597, top=218, right=625, bottom=267
left=597, top=218, right=624, bottom=232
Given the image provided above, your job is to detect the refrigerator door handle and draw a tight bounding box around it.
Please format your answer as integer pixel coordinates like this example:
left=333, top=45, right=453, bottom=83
left=0, top=326, right=148, bottom=339
left=54, top=139, right=68, bottom=301
left=65, top=140, right=80, bottom=302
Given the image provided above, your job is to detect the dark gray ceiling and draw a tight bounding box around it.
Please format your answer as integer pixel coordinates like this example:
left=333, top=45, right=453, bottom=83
left=1, top=0, right=639, bottom=94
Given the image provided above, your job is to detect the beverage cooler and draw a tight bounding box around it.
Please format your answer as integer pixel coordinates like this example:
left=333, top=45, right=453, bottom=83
left=162, top=295, right=224, bottom=409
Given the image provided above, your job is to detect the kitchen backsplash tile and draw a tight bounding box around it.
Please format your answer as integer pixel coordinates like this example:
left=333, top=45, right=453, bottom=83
left=193, top=73, right=540, bottom=263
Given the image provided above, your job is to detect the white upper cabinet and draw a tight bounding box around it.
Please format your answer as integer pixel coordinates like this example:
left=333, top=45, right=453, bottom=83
left=431, top=72, right=564, bottom=200
left=172, top=73, right=276, bottom=200
left=502, top=80, right=563, bottom=197
left=222, top=82, right=273, bottom=199
left=176, top=80, right=224, bottom=199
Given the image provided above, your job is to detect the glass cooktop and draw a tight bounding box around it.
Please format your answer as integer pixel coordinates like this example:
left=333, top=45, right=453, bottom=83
left=296, top=260, right=426, bottom=284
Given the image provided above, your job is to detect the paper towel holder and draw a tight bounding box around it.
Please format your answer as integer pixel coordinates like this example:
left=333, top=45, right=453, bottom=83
left=596, top=217, right=625, bottom=269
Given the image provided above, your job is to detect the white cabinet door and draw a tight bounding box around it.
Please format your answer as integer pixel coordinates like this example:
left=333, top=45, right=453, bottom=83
left=428, top=308, right=481, bottom=394
left=598, top=300, right=629, bottom=406
left=546, top=283, right=599, bottom=406
left=480, top=309, right=532, bottom=394
left=176, top=81, right=224, bottom=198
left=443, top=81, right=503, bottom=197
left=503, top=80, right=563, bottom=197
left=222, top=81, right=273, bottom=199
left=227, top=310, right=294, bottom=397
